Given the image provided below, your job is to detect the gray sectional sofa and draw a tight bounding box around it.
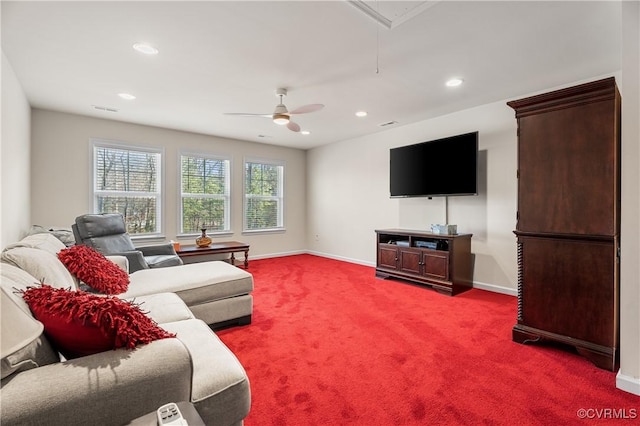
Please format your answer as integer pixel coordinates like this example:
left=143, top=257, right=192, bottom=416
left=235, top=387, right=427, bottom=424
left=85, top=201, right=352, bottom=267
left=0, top=233, right=253, bottom=425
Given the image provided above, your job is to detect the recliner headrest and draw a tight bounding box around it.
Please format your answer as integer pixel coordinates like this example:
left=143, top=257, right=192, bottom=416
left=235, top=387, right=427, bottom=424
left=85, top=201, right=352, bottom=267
left=74, top=213, right=128, bottom=238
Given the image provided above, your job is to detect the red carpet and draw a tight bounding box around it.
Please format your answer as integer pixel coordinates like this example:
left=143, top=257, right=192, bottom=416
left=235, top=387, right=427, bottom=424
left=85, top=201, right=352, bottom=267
left=217, top=255, right=638, bottom=425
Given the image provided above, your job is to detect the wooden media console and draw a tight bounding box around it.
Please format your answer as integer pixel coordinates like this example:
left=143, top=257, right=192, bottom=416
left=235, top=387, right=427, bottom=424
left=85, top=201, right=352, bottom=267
left=375, top=229, right=473, bottom=296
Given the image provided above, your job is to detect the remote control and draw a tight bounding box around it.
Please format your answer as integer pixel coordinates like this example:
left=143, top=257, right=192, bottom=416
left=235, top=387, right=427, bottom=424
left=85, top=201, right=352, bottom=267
left=156, top=402, right=187, bottom=426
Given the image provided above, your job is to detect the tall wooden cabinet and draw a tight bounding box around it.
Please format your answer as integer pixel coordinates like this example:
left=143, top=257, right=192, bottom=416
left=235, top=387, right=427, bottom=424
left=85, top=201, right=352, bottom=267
left=507, top=77, right=621, bottom=371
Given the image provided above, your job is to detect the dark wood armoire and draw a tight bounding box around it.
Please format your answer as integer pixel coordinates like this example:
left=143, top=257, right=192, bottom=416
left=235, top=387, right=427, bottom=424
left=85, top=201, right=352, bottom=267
left=507, top=77, right=621, bottom=371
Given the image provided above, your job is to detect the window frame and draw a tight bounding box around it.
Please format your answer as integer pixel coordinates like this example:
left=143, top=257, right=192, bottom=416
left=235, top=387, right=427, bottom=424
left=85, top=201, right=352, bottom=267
left=178, top=151, right=232, bottom=236
left=243, top=157, right=285, bottom=233
left=90, top=138, right=164, bottom=238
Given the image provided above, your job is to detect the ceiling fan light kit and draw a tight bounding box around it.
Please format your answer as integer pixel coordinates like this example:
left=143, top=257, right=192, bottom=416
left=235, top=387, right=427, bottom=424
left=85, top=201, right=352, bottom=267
left=224, top=88, right=324, bottom=134
left=273, top=113, right=290, bottom=125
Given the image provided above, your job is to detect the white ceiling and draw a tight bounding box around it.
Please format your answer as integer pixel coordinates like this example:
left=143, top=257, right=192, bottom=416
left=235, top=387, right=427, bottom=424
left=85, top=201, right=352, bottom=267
left=2, top=1, right=622, bottom=149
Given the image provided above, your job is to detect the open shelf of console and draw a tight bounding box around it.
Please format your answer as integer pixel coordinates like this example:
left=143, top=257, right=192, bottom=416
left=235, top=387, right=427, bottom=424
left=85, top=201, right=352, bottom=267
left=375, top=229, right=473, bottom=296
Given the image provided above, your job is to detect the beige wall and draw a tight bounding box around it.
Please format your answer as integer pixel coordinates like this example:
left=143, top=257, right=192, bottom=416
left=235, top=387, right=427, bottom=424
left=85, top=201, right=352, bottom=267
left=30, top=109, right=307, bottom=259
left=1, top=51, right=31, bottom=247
left=307, top=100, right=518, bottom=293
left=618, top=0, right=640, bottom=393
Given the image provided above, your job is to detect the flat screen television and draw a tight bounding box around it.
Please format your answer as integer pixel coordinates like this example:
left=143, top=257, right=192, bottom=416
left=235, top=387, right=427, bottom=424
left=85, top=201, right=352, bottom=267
left=390, top=131, right=478, bottom=197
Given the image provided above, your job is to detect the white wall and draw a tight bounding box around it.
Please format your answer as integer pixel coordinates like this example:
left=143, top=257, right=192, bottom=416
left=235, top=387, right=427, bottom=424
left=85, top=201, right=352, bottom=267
left=307, top=100, right=518, bottom=293
left=30, top=109, right=307, bottom=258
left=1, top=51, right=31, bottom=247
left=618, top=0, right=640, bottom=394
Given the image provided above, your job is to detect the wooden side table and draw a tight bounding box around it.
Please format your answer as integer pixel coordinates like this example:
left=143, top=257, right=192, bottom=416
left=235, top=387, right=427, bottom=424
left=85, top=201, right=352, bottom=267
left=176, top=241, right=250, bottom=269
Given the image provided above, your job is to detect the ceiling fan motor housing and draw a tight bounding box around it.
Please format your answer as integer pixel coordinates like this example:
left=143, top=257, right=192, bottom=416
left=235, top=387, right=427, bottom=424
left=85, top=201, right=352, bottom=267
left=274, top=103, right=288, bottom=114
left=273, top=95, right=290, bottom=124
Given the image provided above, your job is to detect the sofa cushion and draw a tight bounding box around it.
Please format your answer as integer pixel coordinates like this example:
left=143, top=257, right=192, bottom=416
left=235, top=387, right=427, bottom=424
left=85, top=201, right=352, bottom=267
left=120, top=261, right=253, bottom=303
left=1, top=247, right=78, bottom=290
left=58, top=245, right=129, bottom=294
left=0, top=263, right=42, bottom=307
left=27, top=225, right=76, bottom=247
left=21, top=285, right=176, bottom=359
left=1, top=232, right=67, bottom=255
left=128, top=293, right=195, bottom=324
left=161, top=319, right=251, bottom=425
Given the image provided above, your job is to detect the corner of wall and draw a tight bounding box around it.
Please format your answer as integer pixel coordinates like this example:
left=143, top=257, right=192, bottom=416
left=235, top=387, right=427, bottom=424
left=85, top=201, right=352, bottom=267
left=1, top=51, right=32, bottom=248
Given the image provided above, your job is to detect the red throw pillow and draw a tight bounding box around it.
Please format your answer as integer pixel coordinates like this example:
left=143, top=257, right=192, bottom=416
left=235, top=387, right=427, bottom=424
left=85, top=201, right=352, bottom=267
left=58, top=245, right=129, bottom=294
left=21, top=285, right=175, bottom=359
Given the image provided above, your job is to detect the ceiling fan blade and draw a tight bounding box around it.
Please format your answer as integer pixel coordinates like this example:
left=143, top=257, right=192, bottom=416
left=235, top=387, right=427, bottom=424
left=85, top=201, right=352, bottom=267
left=289, top=104, right=324, bottom=115
left=223, top=113, right=271, bottom=118
left=287, top=121, right=301, bottom=132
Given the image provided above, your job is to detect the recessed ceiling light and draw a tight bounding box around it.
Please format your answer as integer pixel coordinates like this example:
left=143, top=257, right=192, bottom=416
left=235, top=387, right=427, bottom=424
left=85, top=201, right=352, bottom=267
left=133, top=43, right=158, bottom=55
left=301, top=131, right=311, bottom=135
left=446, top=78, right=464, bottom=87
left=355, top=111, right=368, bottom=117
left=118, top=93, right=136, bottom=100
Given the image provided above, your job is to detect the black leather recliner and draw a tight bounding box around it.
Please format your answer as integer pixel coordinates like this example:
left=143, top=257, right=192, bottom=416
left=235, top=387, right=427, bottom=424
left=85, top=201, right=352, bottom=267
left=72, top=213, right=183, bottom=273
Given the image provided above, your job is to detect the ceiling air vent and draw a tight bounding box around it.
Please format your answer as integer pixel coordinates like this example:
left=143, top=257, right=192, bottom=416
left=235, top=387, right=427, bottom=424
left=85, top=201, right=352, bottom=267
left=379, top=120, right=398, bottom=127
left=92, top=105, right=118, bottom=113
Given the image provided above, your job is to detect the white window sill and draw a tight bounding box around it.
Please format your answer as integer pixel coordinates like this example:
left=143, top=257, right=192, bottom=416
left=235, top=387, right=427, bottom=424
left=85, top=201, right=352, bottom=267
left=242, top=228, right=286, bottom=236
left=176, top=231, right=233, bottom=240
left=131, top=234, right=167, bottom=244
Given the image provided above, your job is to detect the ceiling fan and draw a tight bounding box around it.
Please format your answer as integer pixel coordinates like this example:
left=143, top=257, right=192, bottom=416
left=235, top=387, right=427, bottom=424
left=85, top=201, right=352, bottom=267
left=224, top=88, right=324, bottom=132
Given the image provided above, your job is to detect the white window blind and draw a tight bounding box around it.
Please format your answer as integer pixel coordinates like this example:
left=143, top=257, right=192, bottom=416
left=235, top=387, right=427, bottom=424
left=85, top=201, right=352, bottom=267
left=92, top=141, right=162, bottom=235
left=244, top=160, right=284, bottom=231
left=180, top=153, right=230, bottom=234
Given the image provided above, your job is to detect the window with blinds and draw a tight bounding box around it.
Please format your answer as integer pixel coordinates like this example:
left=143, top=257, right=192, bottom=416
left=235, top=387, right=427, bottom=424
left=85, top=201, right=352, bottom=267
left=92, top=140, right=162, bottom=235
left=180, top=153, right=230, bottom=234
left=244, top=159, right=284, bottom=231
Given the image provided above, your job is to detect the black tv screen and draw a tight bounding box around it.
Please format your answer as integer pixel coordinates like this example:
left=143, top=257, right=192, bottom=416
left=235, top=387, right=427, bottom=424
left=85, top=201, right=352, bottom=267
left=390, top=132, right=478, bottom=197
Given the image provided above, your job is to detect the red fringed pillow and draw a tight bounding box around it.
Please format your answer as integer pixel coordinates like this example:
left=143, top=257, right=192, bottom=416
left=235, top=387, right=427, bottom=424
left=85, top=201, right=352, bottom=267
left=21, top=285, right=175, bottom=359
left=58, top=245, right=129, bottom=294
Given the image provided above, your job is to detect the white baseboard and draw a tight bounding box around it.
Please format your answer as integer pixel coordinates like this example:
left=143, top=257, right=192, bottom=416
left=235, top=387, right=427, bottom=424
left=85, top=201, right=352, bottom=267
left=616, top=371, right=640, bottom=396
left=248, top=250, right=307, bottom=260
left=472, top=280, right=517, bottom=296
left=305, top=250, right=376, bottom=267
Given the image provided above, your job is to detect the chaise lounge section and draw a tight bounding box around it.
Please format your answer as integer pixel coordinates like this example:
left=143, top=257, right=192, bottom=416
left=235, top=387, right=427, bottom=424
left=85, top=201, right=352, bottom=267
left=0, top=233, right=253, bottom=425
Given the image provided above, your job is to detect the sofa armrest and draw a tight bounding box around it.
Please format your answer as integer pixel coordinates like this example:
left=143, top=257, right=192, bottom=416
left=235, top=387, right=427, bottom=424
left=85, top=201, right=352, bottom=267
left=0, top=339, right=192, bottom=426
left=106, top=254, right=129, bottom=273
left=138, top=243, right=178, bottom=257
left=138, top=244, right=183, bottom=268
left=112, top=250, right=149, bottom=273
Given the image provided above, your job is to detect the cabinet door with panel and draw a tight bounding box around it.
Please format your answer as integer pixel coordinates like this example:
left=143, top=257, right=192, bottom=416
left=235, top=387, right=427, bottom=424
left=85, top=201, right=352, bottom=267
left=399, top=248, right=422, bottom=275
left=422, top=250, right=449, bottom=281
left=516, top=96, right=618, bottom=236
left=378, top=245, right=399, bottom=271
